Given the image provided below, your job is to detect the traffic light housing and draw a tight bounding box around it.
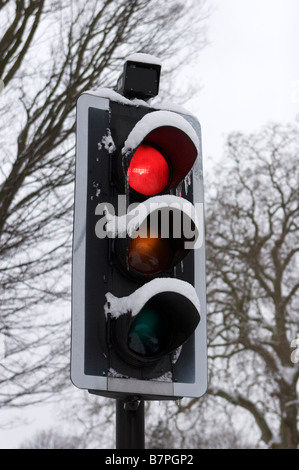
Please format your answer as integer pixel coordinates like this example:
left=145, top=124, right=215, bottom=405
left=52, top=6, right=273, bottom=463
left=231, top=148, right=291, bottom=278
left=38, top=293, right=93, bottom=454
left=71, top=68, right=207, bottom=400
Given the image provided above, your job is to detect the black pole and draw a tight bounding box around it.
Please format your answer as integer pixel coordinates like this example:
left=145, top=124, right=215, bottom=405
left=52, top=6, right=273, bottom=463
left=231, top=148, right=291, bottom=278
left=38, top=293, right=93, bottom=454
left=116, top=396, right=145, bottom=449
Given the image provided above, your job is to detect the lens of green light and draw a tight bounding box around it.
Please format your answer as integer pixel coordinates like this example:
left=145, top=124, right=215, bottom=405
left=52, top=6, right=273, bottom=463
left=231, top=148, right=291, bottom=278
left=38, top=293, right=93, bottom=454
left=127, top=306, right=169, bottom=357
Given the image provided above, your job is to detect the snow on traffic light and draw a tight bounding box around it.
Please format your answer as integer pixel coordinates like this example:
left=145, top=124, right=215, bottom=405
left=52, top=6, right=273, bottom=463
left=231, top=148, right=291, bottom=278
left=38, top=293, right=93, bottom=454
left=71, top=54, right=207, bottom=400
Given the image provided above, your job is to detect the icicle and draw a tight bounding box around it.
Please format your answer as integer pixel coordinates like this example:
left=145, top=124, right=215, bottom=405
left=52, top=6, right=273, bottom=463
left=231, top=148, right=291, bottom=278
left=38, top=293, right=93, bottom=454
left=176, top=180, right=183, bottom=197
left=172, top=346, right=182, bottom=364
left=184, top=170, right=192, bottom=195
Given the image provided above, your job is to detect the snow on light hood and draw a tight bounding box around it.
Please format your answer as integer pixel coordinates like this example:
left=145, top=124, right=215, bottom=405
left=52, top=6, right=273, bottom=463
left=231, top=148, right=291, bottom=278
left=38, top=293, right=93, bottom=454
left=103, top=194, right=201, bottom=243
left=121, top=110, right=200, bottom=157
left=104, top=278, right=200, bottom=319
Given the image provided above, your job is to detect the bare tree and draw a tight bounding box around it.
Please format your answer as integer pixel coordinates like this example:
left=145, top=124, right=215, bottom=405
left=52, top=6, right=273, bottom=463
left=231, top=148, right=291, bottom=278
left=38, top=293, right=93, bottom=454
left=58, top=390, right=250, bottom=449
left=58, top=122, right=299, bottom=450
left=0, top=0, right=209, bottom=408
left=20, top=428, right=84, bottom=449
left=176, top=123, right=299, bottom=449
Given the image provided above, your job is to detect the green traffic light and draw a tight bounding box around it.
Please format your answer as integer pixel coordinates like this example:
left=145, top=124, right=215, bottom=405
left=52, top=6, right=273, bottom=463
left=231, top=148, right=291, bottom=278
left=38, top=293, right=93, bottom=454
left=127, top=306, right=170, bottom=358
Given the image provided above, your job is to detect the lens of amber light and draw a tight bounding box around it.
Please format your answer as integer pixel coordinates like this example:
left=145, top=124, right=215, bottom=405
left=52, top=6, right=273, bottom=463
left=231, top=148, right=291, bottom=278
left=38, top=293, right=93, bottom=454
left=128, top=228, right=171, bottom=275
left=127, top=144, right=170, bottom=196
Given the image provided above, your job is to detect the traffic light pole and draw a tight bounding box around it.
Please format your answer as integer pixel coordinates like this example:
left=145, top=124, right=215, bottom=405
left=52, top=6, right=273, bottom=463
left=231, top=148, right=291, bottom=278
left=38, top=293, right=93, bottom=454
left=116, top=397, right=145, bottom=449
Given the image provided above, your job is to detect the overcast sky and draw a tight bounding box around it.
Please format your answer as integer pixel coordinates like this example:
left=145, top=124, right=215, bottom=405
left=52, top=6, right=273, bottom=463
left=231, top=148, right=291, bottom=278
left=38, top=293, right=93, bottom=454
left=186, top=0, right=299, bottom=163
left=1, top=0, right=298, bottom=449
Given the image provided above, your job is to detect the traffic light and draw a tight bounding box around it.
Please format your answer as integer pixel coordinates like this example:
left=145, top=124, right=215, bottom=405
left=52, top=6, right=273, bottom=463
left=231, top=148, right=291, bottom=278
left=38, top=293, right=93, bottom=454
left=71, top=56, right=207, bottom=400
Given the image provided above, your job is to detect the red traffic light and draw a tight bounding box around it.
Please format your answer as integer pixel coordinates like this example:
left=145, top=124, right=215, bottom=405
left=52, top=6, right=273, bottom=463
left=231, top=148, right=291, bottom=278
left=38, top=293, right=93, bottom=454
left=122, top=111, right=199, bottom=197
left=127, top=144, right=170, bottom=196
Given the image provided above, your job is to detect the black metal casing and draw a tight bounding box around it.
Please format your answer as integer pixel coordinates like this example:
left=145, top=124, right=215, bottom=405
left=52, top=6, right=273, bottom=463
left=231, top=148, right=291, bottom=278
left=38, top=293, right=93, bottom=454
left=71, top=91, right=207, bottom=400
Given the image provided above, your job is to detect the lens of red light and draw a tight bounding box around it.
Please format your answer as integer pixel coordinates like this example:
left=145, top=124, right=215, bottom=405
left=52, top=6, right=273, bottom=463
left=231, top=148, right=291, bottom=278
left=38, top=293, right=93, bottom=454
left=127, top=144, right=170, bottom=196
